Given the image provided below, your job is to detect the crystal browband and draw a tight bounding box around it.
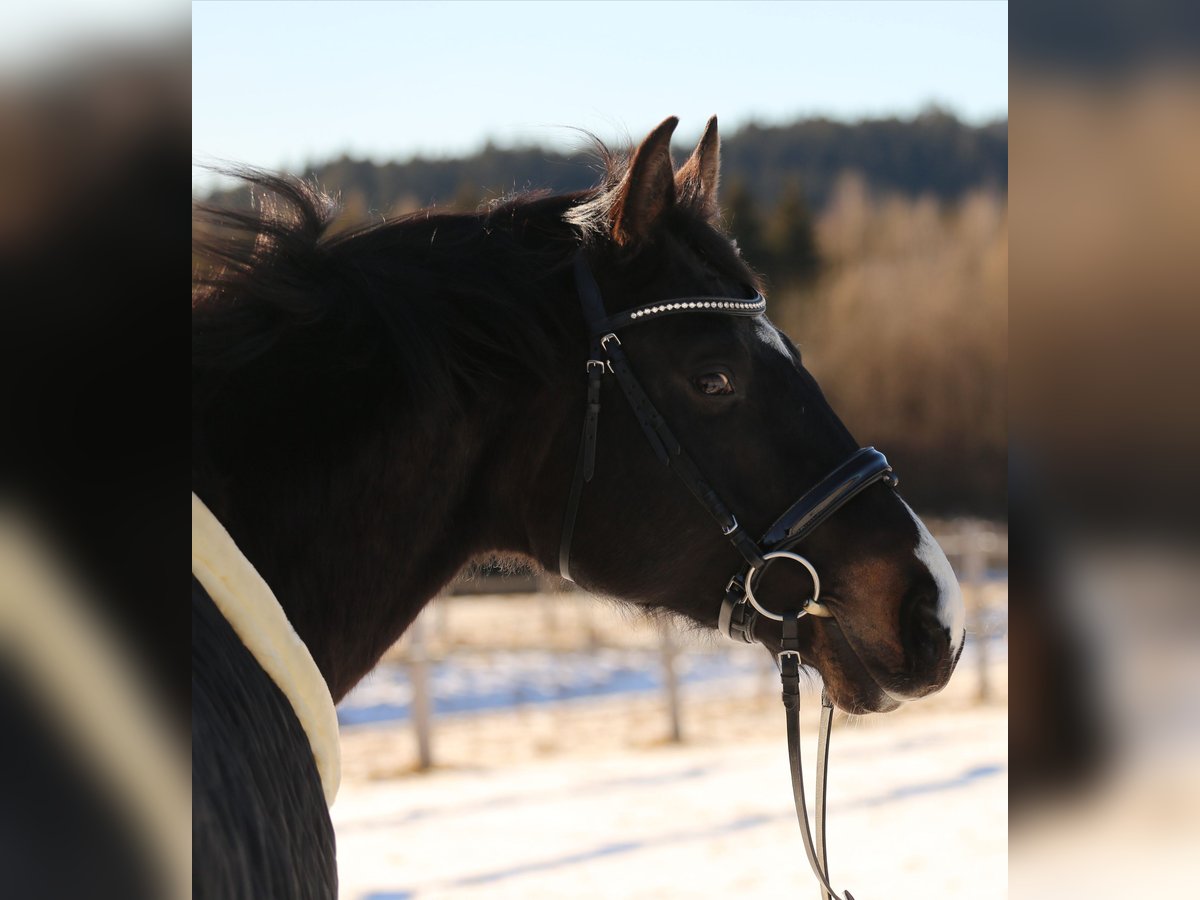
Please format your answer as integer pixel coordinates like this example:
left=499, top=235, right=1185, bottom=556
left=603, top=293, right=767, bottom=330
left=630, top=297, right=766, bottom=318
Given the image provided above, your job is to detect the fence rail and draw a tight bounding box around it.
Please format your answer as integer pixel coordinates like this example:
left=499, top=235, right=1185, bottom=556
left=379, top=520, right=1007, bottom=769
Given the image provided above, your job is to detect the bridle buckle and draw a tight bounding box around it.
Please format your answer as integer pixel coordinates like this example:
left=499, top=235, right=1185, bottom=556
left=776, top=648, right=803, bottom=667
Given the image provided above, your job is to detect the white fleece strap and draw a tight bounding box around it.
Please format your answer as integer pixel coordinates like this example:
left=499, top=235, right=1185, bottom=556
left=191, top=493, right=340, bottom=806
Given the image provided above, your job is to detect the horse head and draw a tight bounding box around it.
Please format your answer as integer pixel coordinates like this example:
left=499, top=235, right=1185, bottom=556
left=544, top=117, right=965, bottom=714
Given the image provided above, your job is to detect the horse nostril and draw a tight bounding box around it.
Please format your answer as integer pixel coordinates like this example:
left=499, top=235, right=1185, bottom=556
left=902, top=588, right=948, bottom=672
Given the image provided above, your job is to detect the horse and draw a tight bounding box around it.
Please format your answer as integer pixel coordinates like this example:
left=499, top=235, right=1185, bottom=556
left=192, top=116, right=965, bottom=900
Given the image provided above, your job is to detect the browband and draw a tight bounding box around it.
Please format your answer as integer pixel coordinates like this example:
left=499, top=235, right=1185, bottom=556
left=574, top=254, right=765, bottom=336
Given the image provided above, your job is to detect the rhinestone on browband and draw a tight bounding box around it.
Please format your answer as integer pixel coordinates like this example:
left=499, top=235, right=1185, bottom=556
left=627, top=295, right=766, bottom=320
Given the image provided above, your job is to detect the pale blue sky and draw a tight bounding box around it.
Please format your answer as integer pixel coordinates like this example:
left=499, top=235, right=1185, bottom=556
left=193, top=1, right=1007, bottom=186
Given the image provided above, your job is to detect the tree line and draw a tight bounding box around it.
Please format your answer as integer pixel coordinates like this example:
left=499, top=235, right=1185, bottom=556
left=200, top=109, right=1008, bottom=517
left=206, top=108, right=1005, bottom=289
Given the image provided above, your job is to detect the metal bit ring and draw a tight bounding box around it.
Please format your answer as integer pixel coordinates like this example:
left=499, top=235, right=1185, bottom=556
left=743, top=550, right=832, bottom=620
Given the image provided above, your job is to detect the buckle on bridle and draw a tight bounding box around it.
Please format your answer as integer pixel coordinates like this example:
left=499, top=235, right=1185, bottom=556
left=776, top=648, right=803, bottom=667
left=586, top=359, right=612, bottom=373
left=600, top=332, right=621, bottom=351
left=721, top=515, right=739, bottom=536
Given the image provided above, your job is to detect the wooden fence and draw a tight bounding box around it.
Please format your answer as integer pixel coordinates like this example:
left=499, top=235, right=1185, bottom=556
left=393, top=520, right=1007, bottom=769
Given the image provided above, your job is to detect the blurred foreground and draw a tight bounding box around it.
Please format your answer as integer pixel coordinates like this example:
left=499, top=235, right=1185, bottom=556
left=1, top=17, right=187, bottom=900
left=1009, top=2, right=1200, bottom=891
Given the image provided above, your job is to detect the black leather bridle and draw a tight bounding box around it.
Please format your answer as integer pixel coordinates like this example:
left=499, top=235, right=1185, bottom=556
left=560, top=251, right=899, bottom=900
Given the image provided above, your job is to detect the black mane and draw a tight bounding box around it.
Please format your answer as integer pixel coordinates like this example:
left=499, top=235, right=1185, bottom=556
left=193, top=174, right=582, bottom=462
left=191, top=150, right=756, bottom=490
left=192, top=137, right=630, bottom=426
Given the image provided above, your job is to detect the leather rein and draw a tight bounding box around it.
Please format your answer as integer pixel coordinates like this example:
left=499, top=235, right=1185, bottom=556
left=559, top=251, right=899, bottom=899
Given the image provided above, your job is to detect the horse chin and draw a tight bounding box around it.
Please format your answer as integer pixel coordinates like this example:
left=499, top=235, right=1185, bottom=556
left=806, top=614, right=904, bottom=715
left=758, top=616, right=901, bottom=715
left=817, top=657, right=903, bottom=715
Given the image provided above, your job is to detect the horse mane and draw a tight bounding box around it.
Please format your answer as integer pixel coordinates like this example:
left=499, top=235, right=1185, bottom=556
left=191, top=138, right=752, bottom=481
left=193, top=171, right=581, bottom=423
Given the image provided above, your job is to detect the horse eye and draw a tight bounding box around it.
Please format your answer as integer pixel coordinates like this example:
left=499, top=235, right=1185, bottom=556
left=692, top=372, right=734, bottom=396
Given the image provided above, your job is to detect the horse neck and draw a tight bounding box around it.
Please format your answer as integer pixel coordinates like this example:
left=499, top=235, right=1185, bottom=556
left=197, top=284, right=578, bottom=703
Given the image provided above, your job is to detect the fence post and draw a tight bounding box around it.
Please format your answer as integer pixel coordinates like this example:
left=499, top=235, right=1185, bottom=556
left=408, top=611, right=434, bottom=770
left=430, top=594, right=449, bottom=644
left=659, top=619, right=683, bottom=743
left=964, top=522, right=991, bottom=703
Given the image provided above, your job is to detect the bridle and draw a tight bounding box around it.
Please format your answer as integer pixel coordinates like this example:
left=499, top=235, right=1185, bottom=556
left=559, top=251, right=899, bottom=900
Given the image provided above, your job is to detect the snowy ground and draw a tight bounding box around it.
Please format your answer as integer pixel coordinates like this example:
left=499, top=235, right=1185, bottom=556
left=334, top=704, right=1006, bottom=899
left=332, top=591, right=1007, bottom=899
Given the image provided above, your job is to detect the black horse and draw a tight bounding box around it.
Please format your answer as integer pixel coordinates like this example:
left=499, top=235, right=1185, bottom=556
left=192, top=117, right=964, bottom=899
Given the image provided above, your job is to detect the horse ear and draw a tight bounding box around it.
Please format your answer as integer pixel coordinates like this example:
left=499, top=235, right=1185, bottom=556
left=676, top=115, right=720, bottom=221
left=611, top=116, right=679, bottom=246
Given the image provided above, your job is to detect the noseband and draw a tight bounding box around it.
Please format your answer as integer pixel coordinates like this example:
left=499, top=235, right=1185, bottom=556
left=560, top=251, right=898, bottom=899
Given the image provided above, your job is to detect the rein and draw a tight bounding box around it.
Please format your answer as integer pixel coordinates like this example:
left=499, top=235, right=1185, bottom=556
left=559, top=251, right=898, bottom=899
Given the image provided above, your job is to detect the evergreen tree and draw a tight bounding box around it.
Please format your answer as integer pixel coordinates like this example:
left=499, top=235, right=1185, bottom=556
left=765, top=178, right=820, bottom=284
left=722, top=177, right=768, bottom=277
left=452, top=180, right=483, bottom=213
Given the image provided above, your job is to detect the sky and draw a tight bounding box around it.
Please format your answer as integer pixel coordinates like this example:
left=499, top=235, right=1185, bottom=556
left=193, top=0, right=1007, bottom=187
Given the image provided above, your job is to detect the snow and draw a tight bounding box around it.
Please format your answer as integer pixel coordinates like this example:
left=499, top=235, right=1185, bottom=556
left=336, top=648, right=767, bottom=727
left=333, top=663, right=1007, bottom=899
